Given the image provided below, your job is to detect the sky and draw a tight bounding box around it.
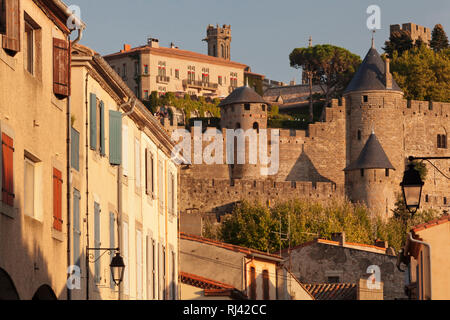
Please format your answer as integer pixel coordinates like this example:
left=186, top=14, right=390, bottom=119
left=68, top=0, right=450, bottom=83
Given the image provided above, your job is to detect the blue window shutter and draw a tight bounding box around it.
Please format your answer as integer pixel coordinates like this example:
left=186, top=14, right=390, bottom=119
left=73, top=189, right=81, bottom=267
left=100, top=101, right=106, bottom=156
left=109, top=110, right=122, bottom=165
left=94, top=202, right=101, bottom=283
left=90, top=93, right=97, bottom=150
left=109, top=212, right=115, bottom=289
left=71, top=128, right=80, bottom=171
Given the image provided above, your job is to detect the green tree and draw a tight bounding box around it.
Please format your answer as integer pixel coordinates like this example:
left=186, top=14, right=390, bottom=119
left=383, top=30, right=414, bottom=58
left=390, top=45, right=450, bottom=102
left=430, top=24, right=449, bottom=52
left=289, top=44, right=361, bottom=122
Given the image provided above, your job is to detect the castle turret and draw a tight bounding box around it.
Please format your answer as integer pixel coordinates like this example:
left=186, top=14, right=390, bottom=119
left=219, top=84, right=268, bottom=179
left=203, top=24, right=232, bottom=60
left=344, top=44, right=404, bottom=216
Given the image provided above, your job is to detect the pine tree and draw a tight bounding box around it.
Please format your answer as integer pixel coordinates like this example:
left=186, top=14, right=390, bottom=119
left=430, top=24, right=449, bottom=52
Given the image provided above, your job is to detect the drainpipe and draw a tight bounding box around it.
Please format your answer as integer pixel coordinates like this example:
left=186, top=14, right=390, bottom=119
left=85, top=73, right=90, bottom=300
left=116, top=98, right=136, bottom=300
left=67, top=26, right=83, bottom=301
left=408, top=233, right=432, bottom=300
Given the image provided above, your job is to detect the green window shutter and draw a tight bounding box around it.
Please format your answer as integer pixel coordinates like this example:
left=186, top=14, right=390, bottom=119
left=71, top=128, right=80, bottom=171
left=73, top=189, right=81, bottom=267
left=100, top=101, right=106, bottom=156
left=109, top=110, right=122, bottom=165
left=90, top=93, right=97, bottom=150
left=109, top=212, right=115, bottom=289
left=94, top=202, right=101, bottom=283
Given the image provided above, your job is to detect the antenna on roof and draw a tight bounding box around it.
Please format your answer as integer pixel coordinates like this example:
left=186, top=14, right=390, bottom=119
left=371, top=30, right=376, bottom=48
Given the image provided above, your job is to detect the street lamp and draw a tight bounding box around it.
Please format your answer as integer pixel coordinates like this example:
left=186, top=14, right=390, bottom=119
left=110, top=252, right=125, bottom=286
left=401, top=156, right=450, bottom=215
left=400, top=162, right=424, bottom=215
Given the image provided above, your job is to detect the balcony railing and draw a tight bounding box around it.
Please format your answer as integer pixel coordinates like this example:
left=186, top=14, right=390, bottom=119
left=183, top=79, right=218, bottom=91
left=156, top=75, right=170, bottom=84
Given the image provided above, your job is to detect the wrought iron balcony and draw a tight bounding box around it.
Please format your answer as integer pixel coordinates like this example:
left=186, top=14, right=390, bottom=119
left=183, top=79, right=218, bottom=91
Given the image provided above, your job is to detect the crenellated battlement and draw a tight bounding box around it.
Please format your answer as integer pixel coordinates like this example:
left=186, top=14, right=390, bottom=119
left=180, top=177, right=346, bottom=214
left=403, top=99, right=450, bottom=117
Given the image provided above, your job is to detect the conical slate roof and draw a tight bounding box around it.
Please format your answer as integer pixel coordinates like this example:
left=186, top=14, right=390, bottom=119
left=344, top=47, right=402, bottom=94
left=218, top=85, right=267, bottom=107
left=344, top=133, right=395, bottom=171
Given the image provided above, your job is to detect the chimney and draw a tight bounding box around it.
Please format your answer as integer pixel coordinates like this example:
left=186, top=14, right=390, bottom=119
left=385, top=58, right=392, bottom=89
left=331, top=232, right=346, bottom=246
left=147, top=38, right=159, bottom=48
left=121, top=44, right=131, bottom=53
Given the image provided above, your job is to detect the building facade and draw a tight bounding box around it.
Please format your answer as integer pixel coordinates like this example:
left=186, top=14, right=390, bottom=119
left=103, top=35, right=246, bottom=100
left=70, top=43, right=179, bottom=300
left=399, top=215, right=450, bottom=300
left=179, top=233, right=313, bottom=300
left=0, top=0, right=74, bottom=300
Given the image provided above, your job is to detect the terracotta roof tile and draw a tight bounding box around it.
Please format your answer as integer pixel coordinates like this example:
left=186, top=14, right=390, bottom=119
left=180, top=271, right=234, bottom=290
left=412, top=215, right=450, bottom=233
left=180, top=232, right=283, bottom=261
left=104, top=45, right=248, bottom=69
left=304, top=283, right=357, bottom=300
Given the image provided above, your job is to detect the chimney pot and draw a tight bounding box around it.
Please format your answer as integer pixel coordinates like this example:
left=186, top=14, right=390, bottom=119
left=385, top=58, right=392, bottom=89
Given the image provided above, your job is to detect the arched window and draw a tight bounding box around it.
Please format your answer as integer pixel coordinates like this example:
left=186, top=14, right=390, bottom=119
left=253, top=122, right=259, bottom=133
left=437, top=134, right=447, bottom=149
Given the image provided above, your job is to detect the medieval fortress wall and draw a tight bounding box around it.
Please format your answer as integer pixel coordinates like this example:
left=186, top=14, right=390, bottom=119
left=178, top=94, right=449, bottom=215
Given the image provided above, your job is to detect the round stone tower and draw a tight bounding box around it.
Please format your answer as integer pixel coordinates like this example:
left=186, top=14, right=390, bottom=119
left=218, top=84, right=268, bottom=179
left=344, top=43, right=405, bottom=216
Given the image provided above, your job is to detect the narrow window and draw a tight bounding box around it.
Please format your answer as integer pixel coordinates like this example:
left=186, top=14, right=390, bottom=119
left=245, top=103, right=251, bottom=111
left=425, top=194, right=429, bottom=203
left=360, top=169, right=365, bottom=177
left=357, top=130, right=362, bottom=141
left=444, top=197, right=447, bottom=205
left=94, top=202, right=101, bottom=283
left=263, top=270, right=270, bottom=300
left=363, top=95, right=368, bottom=103
left=71, top=128, right=80, bottom=170
left=253, top=122, right=259, bottom=133
left=73, top=190, right=81, bottom=267
left=249, top=267, right=256, bottom=300
left=24, top=157, right=35, bottom=217
left=262, top=105, right=266, bottom=112
left=385, top=169, right=390, bottom=177
left=24, top=20, right=34, bottom=74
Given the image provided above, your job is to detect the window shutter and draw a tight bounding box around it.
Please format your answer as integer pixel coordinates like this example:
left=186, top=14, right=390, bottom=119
left=109, top=111, right=122, bottom=165
left=2, top=0, right=19, bottom=53
left=94, top=202, right=101, bottom=283
left=73, top=189, right=81, bottom=267
left=53, top=168, right=63, bottom=231
left=53, top=38, right=70, bottom=97
left=90, top=93, right=97, bottom=150
left=71, top=127, right=80, bottom=171
left=100, top=101, right=105, bottom=156
left=263, top=270, right=270, bottom=300
left=122, top=125, right=128, bottom=175
left=168, top=173, right=173, bottom=214
left=1, top=133, right=14, bottom=206
left=109, top=212, right=115, bottom=289
left=135, top=139, right=140, bottom=188
left=145, top=149, right=150, bottom=195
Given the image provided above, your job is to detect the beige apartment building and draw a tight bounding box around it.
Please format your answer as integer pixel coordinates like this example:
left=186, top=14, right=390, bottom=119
left=103, top=37, right=247, bottom=100
left=70, top=43, right=179, bottom=300
left=400, top=216, right=450, bottom=300
left=0, top=0, right=76, bottom=299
